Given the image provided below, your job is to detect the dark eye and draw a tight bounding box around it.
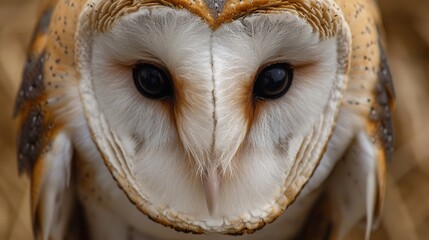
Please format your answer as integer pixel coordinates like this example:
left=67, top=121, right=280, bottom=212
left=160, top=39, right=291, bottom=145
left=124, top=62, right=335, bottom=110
left=253, top=63, right=293, bottom=100
left=132, top=63, right=172, bottom=99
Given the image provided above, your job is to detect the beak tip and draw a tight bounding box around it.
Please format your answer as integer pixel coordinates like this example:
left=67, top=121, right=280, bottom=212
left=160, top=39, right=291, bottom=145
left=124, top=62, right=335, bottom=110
left=206, top=199, right=216, bottom=216
left=203, top=168, right=221, bottom=216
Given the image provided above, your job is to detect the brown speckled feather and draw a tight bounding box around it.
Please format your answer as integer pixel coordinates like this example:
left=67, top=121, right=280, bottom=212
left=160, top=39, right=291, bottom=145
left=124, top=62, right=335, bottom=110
left=336, top=0, right=395, bottom=160
left=15, top=0, right=86, bottom=239
left=338, top=0, right=394, bottom=227
left=298, top=1, right=395, bottom=238
left=16, top=0, right=86, bottom=174
left=15, top=0, right=56, bottom=175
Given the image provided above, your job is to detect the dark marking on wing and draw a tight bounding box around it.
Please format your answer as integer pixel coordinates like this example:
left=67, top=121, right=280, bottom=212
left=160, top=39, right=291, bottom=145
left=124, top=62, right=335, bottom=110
left=29, top=7, right=54, bottom=47
left=14, top=6, right=54, bottom=116
left=17, top=105, right=52, bottom=174
left=14, top=7, right=55, bottom=175
left=378, top=38, right=395, bottom=102
left=369, top=32, right=395, bottom=162
left=14, top=53, right=46, bottom=117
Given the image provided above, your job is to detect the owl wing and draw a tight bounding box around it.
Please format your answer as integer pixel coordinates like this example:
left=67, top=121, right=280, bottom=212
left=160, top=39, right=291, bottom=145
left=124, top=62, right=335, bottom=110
left=327, top=34, right=395, bottom=239
left=299, top=130, right=386, bottom=240
left=299, top=25, right=395, bottom=240
left=15, top=1, right=77, bottom=239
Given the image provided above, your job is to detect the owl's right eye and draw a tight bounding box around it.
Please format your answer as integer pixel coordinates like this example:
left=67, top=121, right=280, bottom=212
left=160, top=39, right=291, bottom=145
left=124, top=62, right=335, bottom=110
left=253, top=63, right=293, bottom=100
left=132, top=64, right=173, bottom=99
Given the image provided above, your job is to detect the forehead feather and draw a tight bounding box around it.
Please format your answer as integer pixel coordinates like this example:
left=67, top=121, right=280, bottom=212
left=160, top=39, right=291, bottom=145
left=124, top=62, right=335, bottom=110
left=86, top=0, right=342, bottom=38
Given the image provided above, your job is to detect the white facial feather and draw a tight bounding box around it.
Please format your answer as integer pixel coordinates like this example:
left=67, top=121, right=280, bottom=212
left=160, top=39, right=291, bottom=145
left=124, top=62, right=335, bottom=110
left=92, top=8, right=214, bottom=175
left=213, top=13, right=338, bottom=172
left=78, top=5, right=342, bottom=227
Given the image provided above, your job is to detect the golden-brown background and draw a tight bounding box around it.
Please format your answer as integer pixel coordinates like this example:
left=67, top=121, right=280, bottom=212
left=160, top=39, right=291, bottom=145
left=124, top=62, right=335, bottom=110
left=0, top=0, right=428, bottom=239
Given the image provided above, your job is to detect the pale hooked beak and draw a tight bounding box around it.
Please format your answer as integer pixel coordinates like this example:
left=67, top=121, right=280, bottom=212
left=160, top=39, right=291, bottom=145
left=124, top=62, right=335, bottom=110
left=203, top=167, right=221, bottom=215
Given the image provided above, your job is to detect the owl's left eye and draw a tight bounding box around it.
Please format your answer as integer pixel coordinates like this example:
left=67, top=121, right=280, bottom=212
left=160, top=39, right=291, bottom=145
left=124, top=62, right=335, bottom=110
left=132, top=64, right=173, bottom=99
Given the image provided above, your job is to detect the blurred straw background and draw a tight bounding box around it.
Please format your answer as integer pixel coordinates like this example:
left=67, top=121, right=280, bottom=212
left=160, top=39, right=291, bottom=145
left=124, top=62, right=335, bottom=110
left=0, top=0, right=428, bottom=239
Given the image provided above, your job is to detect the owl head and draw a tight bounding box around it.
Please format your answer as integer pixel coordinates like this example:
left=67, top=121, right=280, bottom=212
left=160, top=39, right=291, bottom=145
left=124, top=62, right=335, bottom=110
left=77, top=0, right=351, bottom=234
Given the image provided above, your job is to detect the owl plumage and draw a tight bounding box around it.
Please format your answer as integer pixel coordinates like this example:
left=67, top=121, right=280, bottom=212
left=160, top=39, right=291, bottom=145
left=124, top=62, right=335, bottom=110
left=15, top=0, right=394, bottom=239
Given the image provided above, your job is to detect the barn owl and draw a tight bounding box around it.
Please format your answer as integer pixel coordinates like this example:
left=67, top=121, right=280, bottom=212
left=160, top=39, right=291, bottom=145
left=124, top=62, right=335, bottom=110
left=15, top=0, right=394, bottom=239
